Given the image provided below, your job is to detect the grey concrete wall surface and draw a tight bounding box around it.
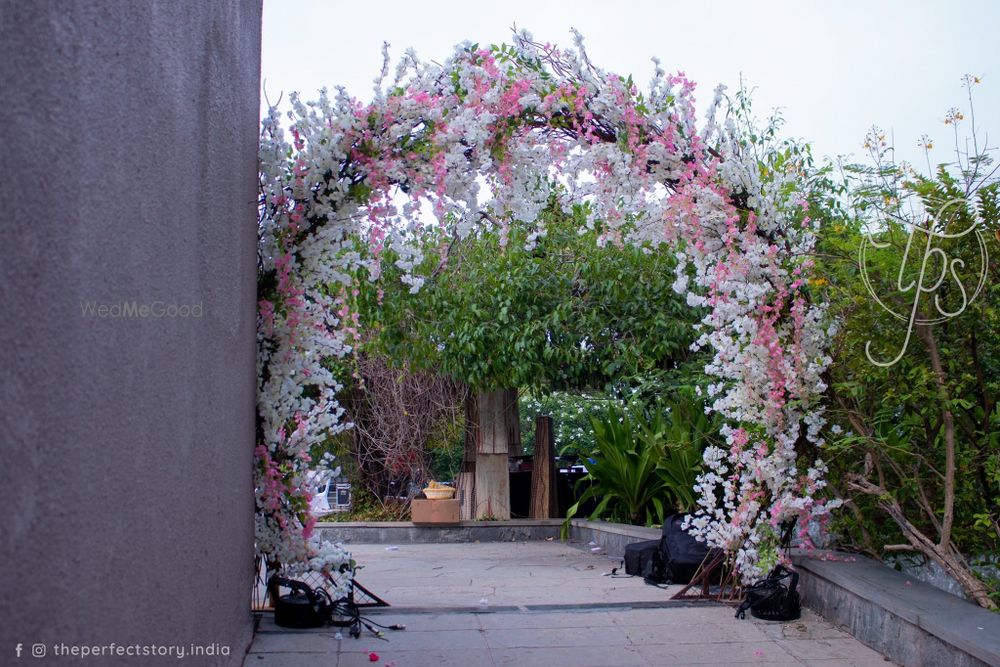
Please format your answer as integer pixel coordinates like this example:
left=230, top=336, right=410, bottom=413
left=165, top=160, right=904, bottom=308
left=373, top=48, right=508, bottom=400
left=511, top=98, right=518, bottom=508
left=569, top=518, right=660, bottom=558
left=314, top=519, right=663, bottom=554
left=314, top=518, right=665, bottom=554
left=0, top=2, right=262, bottom=665
left=317, top=519, right=566, bottom=544
left=794, top=552, right=1000, bottom=667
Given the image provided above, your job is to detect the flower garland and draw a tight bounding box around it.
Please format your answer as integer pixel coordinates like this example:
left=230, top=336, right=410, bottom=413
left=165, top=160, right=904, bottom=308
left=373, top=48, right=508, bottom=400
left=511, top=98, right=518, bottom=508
left=255, top=30, right=837, bottom=583
left=675, top=121, right=840, bottom=581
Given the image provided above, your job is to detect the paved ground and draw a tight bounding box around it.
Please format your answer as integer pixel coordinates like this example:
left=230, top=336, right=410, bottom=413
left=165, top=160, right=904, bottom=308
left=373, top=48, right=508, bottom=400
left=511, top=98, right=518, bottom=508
left=244, top=541, right=895, bottom=666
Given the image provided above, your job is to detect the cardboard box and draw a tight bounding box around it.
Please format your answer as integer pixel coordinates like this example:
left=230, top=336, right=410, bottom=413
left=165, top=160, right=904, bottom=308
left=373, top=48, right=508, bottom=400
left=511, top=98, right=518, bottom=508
left=411, top=498, right=460, bottom=525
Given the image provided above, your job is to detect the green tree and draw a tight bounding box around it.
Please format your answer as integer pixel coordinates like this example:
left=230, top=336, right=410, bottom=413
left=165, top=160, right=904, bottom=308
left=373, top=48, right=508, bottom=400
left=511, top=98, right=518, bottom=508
left=365, top=201, right=698, bottom=393
left=813, top=111, right=1000, bottom=608
left=358, top=200, right=701, bottom=518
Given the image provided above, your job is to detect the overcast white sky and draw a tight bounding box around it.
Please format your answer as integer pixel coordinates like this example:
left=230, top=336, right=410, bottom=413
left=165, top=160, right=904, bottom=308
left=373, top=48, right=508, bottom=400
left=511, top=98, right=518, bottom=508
left=261, top=0, right=999, bottom=170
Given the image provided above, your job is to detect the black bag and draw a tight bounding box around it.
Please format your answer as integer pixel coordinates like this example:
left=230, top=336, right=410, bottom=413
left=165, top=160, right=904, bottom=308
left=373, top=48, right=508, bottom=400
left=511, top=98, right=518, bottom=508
left=660, top=514, right=720, bottom=585
left=272, top=576, right=333, bottom=628
left=735, top=565, right=801, bottom=621
left=623, top=539, right=662, bottom=579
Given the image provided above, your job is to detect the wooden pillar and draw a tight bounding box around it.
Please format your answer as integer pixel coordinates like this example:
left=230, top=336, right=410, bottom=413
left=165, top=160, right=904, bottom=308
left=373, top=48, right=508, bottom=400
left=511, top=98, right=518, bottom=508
left=530, top=415, right=557, bottom=519
left=474, top=454, right=509, bottom=520
left=469, top=388, right=517, bottom=520
left=459, top=393, right=478, bottom=520
left=506, top=389, right=522, bottom=457
left=457, top=470, right=475, bottom=520
left=475, top=389, right=520, bottom=454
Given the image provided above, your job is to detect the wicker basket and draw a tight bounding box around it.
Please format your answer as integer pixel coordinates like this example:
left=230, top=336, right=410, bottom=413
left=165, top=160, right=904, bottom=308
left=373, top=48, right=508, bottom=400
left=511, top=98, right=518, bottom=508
left=423, top=486, right=456, bottom=500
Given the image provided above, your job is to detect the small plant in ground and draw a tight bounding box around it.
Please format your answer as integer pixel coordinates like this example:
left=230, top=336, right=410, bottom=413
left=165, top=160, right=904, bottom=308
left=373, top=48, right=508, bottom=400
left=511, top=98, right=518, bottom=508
left=645, top=393, right=724, bottom=514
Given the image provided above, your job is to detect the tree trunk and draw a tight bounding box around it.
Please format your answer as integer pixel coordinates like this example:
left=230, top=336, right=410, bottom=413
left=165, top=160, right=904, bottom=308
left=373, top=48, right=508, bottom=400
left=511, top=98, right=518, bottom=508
left=474, top=388, right=520, bottom=454
left=458, top=393, right=478, bottom=520
left=530, top=415, right=558, bottom=519
left=465, top=388, right=519, bottom=519
left=848, top=474, right=997, bottom=610
left=916, top=323, right=957, bottom=549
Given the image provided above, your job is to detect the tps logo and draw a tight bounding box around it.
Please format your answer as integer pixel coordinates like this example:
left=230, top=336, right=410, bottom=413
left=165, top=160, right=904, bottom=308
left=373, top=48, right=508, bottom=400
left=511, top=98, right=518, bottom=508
left=859, top=198, right=989, bottom=367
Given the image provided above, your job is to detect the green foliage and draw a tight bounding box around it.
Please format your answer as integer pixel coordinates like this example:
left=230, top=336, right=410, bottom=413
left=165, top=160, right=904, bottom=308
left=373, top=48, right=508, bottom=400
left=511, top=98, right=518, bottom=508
left=566, top=404, right=666, bottom=528
left=358, top=199, right=699, bottom=394
left=642, top=394, right=721, bottom=513
left=519, top=391, right=624, bottom=459
left=426, top=411, right=465, bottom=482
left=814, top=113, right=1000, bottom=580
left=353, top=195, right=704, bottom=512
left=561, top=393, right=723, bottom=533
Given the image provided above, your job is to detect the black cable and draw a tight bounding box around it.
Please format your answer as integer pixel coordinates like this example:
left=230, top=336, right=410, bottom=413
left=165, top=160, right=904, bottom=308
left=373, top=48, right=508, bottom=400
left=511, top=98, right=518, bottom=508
left=327, top=597, right=405, bottom=638
left=270, top=573, right=405, bottom=638
left=359, top=616, right=406, bottom=631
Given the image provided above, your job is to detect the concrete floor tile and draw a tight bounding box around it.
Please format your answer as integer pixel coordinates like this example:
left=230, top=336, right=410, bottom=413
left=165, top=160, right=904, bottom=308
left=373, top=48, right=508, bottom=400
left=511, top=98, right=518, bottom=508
left=338, top=648, right=495, bottom=667
left=244, top=652, right=338, bottom=666
left=477, top=609, right=617, bottom=629
left=248, top=631, right=341, bottom=654
left=636, top=640, right=803, bottom=665
left=244, top=543, right=894, bottom=667
left=800, top=660, right=896, bottom=667
left=622, top=620, right=771, bottom=645
left=363, top=612, right=482, bottom=632
left=606, top=606, right=729, bottom=626
left=491, top=645, right=651, bottom=667
left=774, top=638, right=888, bottom=662
left=337, top=628, right=487, bottom=652
left=484, top=625, right=631, bottom=649
left=347, top=542, right=679, bottom=607
left=749, top=610, right=854, bottom=641
left=693, top=663, right=802, bottom=667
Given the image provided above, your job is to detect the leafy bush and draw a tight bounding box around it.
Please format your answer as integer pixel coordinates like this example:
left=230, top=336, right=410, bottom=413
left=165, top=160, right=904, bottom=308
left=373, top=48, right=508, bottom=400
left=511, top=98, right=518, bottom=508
left=562, top=393, right=722, bottom=530
left=642, top=395, right=722, bottom=514
left=812, top=80, right=999, bottom=608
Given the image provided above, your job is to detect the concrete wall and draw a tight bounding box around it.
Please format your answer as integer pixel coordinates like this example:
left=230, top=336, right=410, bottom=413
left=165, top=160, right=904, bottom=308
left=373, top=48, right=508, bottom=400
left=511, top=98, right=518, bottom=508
left=317, top=519, right=566, bottom=545
left=569, top=519, right=661, bottom=558
left=795, top=553, right=1000, bottom=667
left=0, top=2, right=262, bottom=664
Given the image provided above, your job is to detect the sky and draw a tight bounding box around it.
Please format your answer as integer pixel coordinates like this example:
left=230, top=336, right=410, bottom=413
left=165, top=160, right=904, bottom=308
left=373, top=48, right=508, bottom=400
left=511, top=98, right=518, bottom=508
left=260, top=0, right=1000, bottom=171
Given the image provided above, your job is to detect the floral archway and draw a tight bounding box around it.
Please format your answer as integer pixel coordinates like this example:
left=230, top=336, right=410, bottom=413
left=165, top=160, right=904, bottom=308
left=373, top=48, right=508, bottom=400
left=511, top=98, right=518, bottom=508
left=255, top=30, right=837, bottom=585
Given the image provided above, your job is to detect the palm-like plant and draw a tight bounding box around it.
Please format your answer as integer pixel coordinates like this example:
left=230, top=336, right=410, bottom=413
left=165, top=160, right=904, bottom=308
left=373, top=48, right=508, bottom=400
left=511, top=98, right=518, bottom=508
left=567, top=406, right=664, bottom=526
left=562, top=394, right=721, bottom=531
left=648, top=394, right=723, bottom=513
